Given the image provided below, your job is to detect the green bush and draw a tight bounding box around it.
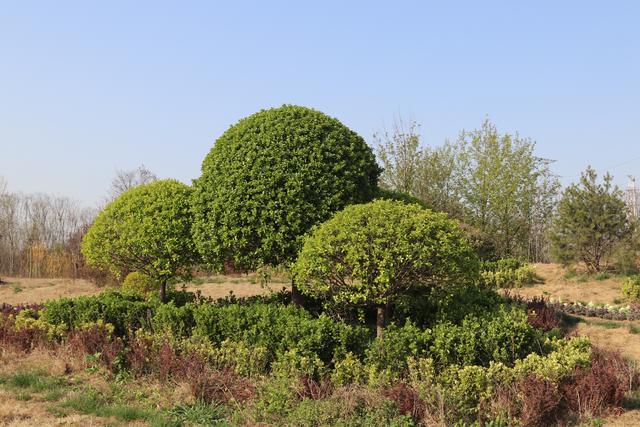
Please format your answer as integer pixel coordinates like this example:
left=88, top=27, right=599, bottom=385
left=407, top=336, right=592, bottom=422
left=364, top=321, right=430, bottom=380
left=190, top=303, right=371, bottom=367
left=294, top=199, right=479, bottom=337
left=480, top=258, right=536, bottom=288
left=375, top=188, right=430, bottom=208
left=41, top=291, right=155, bottom=336
left=191, top=104, right=381, bottom=271
left=153, top=302, right=195, bottom=338
left=621, top=276, right=640, bottom=303
left=121, top=272, right=157, bottom=297
left=281, top=394, right=415, bottom=427
left=429, top=306, right=542, bottom=369
left=363, top=305, right=543, bottom=381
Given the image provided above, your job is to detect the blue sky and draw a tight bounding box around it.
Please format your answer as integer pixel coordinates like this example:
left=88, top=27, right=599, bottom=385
left=1, top=1, right=639, bottom=206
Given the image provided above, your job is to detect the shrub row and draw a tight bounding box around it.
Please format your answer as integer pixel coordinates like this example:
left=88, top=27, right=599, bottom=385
left=480, top=258, right=537, bottom=288
left=2, top=302, right=633, bottom=426
left=9, top=290, right=549, bottom=381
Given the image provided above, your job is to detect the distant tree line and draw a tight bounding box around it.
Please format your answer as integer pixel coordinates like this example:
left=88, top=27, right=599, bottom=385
left=376, top=118, right=639, bottom=271
left=375, top=118, right=560, bottom=262
left=0, top=165, right=156, bottom=279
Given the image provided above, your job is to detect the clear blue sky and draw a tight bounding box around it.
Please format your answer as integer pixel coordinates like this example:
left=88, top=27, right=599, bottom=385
left=1, top=1, right=639, bottom=206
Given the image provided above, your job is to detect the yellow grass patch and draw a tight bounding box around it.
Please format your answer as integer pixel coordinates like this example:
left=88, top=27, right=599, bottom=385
left=508, top=263, right=624, bottom=305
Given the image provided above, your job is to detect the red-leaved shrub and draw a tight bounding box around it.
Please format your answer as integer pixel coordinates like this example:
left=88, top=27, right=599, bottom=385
left=560, top=349, right=630, bottom=417
left=383, top=382, right=426, bottom=423
left=526, top=296, right=560, bottom=331
left=487, top=374, right=561, bottom=427
left=297, top=375, right=333, bottom=400
left=0, top=317, right=47, bottom=352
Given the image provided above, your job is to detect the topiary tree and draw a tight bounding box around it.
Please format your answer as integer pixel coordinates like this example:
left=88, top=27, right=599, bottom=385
left=82, top=179, right=196, bottom=302
left=293, top=199, right=480, bottom=338
left=192, top=105, right=381, bottom=302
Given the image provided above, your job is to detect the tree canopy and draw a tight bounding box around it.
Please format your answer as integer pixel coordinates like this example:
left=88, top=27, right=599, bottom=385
left=550, top=167, right=633, bottom=272
left=191, top=105, right=381, bottom=273
left=81, top=179, right=196, bottom=301
left=293, top=199, right=479, bottom=337
left=376, top=118, right=559, bottom=261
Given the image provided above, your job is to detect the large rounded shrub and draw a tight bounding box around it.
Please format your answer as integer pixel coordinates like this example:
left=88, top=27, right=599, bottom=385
left=191, top=105, right=381, bottom=273
left=293, top=199, right=480, bottom=337
left=82, top=179, right=196, bottom=301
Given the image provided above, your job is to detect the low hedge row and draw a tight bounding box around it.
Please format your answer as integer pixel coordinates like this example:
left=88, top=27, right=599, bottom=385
left=18, top=290, right=548, bottom=380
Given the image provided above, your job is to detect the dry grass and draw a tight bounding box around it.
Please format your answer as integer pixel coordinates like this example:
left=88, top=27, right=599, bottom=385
left=605, top=410, right=640, bottom=426
left=0, top=348, right=106, bottom=427
left=0, top=277, right=104, bottom=305
left=508, top=263, right=624, bottom=305
left=0, top=274, right=289, bottom=305
left=574, top=322, right=640, bottom=364
left=0, top=391, right=106, bottom=427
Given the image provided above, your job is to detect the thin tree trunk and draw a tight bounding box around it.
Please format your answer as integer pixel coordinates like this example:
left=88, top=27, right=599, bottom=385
left=376, top=305, right=386, bottom=339
left=160, top=281, right=167, bottom=303
left=291, top=278, right=304, bottom=306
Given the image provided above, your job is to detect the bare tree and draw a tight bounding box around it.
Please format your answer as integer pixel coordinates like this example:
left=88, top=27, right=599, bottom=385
left=0, top=177, right=95, bottom=278
left=107, top=164, right=158, bottom=201
left=374, top=118, right=422, bottom=194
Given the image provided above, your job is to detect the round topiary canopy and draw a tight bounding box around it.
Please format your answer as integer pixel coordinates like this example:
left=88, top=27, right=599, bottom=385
left=192, top=104, right=381, bottom=271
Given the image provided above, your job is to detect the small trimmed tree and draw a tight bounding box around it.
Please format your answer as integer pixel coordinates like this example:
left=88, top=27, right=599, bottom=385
left=293, top=199, right=479, bottom=338
left=192, top=105, right=381, bottom=302
left=81, top=179, right=196, bottom=302
left=550, top=167, right=633, bottom=272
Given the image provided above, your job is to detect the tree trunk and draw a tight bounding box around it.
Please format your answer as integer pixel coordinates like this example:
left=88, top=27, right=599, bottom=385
left=291, top=279, right=304, bottom=306
left=160, top=281, right=167, bottom=303
left=376, top=305, right=386, bottom=339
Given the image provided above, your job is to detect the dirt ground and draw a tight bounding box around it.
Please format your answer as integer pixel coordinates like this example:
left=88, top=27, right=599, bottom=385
left=0, top=275, right=288, bottom=306
left=509, top=263, right=623, bottom=305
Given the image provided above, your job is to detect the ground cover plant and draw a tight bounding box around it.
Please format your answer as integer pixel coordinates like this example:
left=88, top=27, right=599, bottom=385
left=1, top=282, right=636, bottom=426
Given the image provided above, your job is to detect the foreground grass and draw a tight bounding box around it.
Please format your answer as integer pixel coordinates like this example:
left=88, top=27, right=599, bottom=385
left=0, top=361, right=228, bottom=426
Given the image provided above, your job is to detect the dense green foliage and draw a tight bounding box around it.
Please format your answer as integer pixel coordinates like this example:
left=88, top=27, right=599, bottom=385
left=551, top=167, right=633, bottom=272
left=121, top=272, right=157, bottom=297
left=81, top=179, right=197, bottom=300
left=479, top=258, right=537, bottom=288
left=38, top=289, right=547, bottom=378
left=41, top=291, right=154, bottom=336
left=192, top=105, right=381, bottom=271
left=621, top=275, right=640, bottom=303
left=374, top=188, right=429, bottom=208
left=294, top=200, right=479, bottom=336
left=6, top=288, right=624, bottom=425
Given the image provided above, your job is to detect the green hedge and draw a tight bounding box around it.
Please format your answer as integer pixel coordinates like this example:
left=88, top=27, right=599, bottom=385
left=41, top=291, right=154, bottom=336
